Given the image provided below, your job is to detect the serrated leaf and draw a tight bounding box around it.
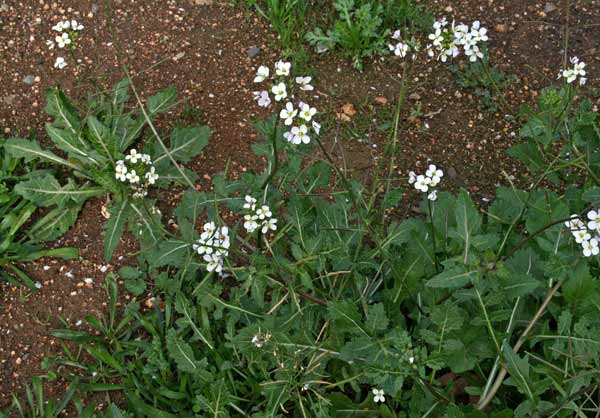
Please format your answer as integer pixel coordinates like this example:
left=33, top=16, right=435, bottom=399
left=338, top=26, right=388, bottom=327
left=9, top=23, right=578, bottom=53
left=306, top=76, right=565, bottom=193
left=15, top=175, right=103, bottom=207
left=28, top=204, right=81, bottom=241
left=426, top=266, right=479, bottom=288
left=365, top=303, right=389, bottom=333
left=45, top=123, right=89, bottom=158
left=166, top=329, right=199, bottom=372
left=147, top=87, right=177, bottom=114
left=87, top=115, right=119, bottom=160
left=154, top=126, right=210, bottom=164
left=4, top=138, right=76, bottom=169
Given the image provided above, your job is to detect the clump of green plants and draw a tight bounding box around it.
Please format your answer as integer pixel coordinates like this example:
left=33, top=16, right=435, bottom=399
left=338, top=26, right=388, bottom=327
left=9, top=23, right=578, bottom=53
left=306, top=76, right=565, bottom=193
left=306, top=0, right=432, bottom=70
left=33, top=49, right=600, bottom=417
left=246, top=0, right=312, bottom=71
left=0, top=139, right=77, bottom=289
left=5, top=79, right=210, bottom=262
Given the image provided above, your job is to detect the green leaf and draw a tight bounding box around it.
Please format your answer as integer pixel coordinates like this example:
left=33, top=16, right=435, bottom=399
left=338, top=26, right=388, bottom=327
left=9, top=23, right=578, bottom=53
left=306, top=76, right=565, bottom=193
left=154, top=126, right=210, bottom=164
left=450, top=190, right=482, bottom=264
left=29, top=204, right=81, bottom=241
left=103, top=201, right=129, bottom=262
left=166, top=329, right=200, bottom=372
left=147, top=87, right=177, bottom=114
left=365, top=303, right=389, bottom=333
left=426, top=266, right=479, bottom=288
left=15, top=175, right=103, bottom=207
left=4, top=138, right=76, bottom=169
left=45, top=123, right=89, bottom=158
left=501, top=341, right=534, bottom=400
left=86, top=115, right=118, bottom=160
left=507, top=142, right=545, bottom=173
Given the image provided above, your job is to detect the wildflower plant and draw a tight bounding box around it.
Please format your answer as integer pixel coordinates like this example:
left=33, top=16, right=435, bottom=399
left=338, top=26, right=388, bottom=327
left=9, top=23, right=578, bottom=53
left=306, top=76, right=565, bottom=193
left=0, top=140, right=77, bottom=289
left=5, top=80, right=209, bottom=261
left=14, top=12, right=600, bottom=418
left=47, top=19, right=84, bottom=70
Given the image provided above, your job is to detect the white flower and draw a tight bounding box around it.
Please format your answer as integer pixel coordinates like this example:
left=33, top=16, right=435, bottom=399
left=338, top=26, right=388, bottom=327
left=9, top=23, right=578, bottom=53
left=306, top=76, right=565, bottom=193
left=298, top=103, right=317, bottom=122
left=145, top=166, right=159, bottom=185
left=275, top=60, right=291, bottom=76
left=46, top=39, right=55, bottom=50
left=372, top=388, right=385, bottom=403
left=408, top=171, right=417, bottom=184
left=465, top=45, right=483, bottom=62
left=254, top=65, right=270, bottom=83
left=243, top=195, right=257, bottom=210
left=70, top=19, right=84, bottom=30
left=428, top=190, right=438, bottom=201
left=115, top=160, right=128, bottom=181
left=141, top=153, right=152, bottom=164
left=54, top=56, right=67, bottom=69
left=261, top=217, right=277, bottom=234
left=56, top=32, right=71, bottom=48
left=426, top=164, right=443, bottom=186
left=560, top=57, right=587, bottom=84
left=296, top=76, right=314, bottom=91
left=243, top=214, right=259, bottom=233
left=52, top=21, right=65, bottom=32
left=414, top=175, right=431, bottom=192
left=279, top=102, right=297, bottom=126
left=408, top=356, right=415, bottom=364
left=392, top=29, right=402, bottom=40
left=256, top=205, right=272, bottom=220
left=290, top=125, right=310, bottom=144
left=587, top=210, right=600, bottom=232
left=204, top=253, right=224, bottom=273
left=125, top=148, right=140, bottom=163
left=389, top=42, right=409, bottom=58
left=126, top=169, right=140, bottom=184
left=271, top=83, right=287, bottom=101
left=253, top=90, right=271, bottom=107
left=565, top=215, right=585, bottom=232
left=132, top=190, right=147, bottom=199
left=311, top=121, right=321, bottom=135
left=582, top=238, right=599, bottom=257
left=573, top=229, right=591, bottom=244
left=251, top=335, right=264, bottom=348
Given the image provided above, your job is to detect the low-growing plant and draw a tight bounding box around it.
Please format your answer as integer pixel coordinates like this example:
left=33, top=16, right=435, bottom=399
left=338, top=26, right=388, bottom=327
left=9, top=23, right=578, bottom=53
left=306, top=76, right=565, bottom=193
left=0, top=140, right=77, bottom=289
left=450, top=54, right=515, bottom=112
left=43, top=49, right=600, bottom=417
left=306, top=0, right=432, bottom=70
left=5, top=79, right=210, bottom=261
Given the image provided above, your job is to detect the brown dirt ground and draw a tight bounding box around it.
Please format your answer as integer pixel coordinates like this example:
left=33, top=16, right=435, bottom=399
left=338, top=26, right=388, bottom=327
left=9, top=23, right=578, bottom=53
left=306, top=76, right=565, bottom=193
left=1, top=0, right=599, bottom=413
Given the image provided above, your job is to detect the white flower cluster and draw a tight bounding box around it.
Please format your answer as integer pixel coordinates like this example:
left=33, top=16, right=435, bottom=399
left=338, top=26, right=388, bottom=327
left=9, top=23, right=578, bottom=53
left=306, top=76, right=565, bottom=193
left=565, top=211, right=600, bottom=257
left=252, top=60, right=321, bottom=145
left=114, top=149, right=159, bottom=199
left=408, top=164, right=443, bottom=201
left=559, top=56, right=587, bottom=86
left=388, top=30, right=417, bottom=59
left=427, top=18, right=488, bottom=63
left=193, top=222, right=231, bottom=273
left=242, top=195, right=278, bottom=234
left=47, top=19, right=84, bottom=69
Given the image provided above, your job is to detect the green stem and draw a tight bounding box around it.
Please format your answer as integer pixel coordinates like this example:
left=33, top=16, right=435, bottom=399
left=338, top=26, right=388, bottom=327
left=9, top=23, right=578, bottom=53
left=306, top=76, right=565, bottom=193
left=427, top=198, right=439, bottom=272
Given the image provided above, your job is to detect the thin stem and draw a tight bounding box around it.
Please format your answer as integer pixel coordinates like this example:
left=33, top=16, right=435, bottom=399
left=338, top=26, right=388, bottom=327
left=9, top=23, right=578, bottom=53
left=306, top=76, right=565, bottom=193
left=477, top=281, right=562, bottom=410
left=427, top=198, right=439, bottom=272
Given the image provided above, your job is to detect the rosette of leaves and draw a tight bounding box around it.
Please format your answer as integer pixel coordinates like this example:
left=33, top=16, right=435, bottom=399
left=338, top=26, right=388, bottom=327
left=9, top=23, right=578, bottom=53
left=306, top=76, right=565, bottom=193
left=0, top=139, right=77, bottom=289
left=4, top=80, right=210, bottom=261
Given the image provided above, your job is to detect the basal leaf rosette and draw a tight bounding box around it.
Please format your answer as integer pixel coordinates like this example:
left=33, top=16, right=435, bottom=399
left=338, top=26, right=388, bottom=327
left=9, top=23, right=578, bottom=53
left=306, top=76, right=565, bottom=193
left=114, top=148, right=159, bottom=199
